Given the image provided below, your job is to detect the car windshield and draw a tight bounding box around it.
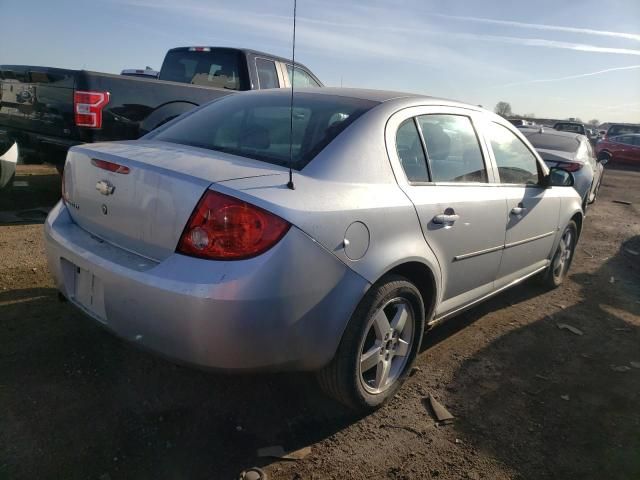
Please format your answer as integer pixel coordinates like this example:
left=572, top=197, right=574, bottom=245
left=608, top=125, right=640, bottom=136
left=525, top=133, right=579, bottom=153
left=148, top=92, right=378, bottom=169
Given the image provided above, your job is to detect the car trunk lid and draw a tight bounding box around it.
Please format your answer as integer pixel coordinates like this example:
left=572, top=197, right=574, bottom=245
left=63, top=140, right=286, bottom=260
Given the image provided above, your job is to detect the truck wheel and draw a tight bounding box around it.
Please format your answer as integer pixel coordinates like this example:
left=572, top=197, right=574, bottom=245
left=317, top=274, right=425, bottom=411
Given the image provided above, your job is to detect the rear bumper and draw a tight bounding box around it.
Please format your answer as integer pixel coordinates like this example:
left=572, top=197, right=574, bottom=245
left=0, top=142, right=18, bottom=189
left=44, top=201, right=369, bottom=371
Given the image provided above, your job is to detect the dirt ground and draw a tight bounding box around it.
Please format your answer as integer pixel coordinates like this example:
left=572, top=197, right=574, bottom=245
left=0, top=164, right=638, bottom=480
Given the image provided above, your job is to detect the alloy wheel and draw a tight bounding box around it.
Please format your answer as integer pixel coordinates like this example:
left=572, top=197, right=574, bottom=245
left=358, top=298, right=415, bottom=395
left=553, top=229, right=574, bottom=280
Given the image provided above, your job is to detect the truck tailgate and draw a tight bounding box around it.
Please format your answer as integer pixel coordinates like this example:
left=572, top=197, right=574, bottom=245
left=0, top=66, right=76, bottom=139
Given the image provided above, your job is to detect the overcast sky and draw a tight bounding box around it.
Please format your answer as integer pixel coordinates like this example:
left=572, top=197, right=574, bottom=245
left=2, top=0, right=639, bottom=123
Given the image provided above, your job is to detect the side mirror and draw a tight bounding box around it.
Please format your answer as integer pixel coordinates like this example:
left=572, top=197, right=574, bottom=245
left=597, top=151, right=611, bottom=165
left=547, top=167, right=574, bottom=187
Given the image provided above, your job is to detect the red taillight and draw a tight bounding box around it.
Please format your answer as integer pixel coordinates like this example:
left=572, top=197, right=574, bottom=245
left=74, top=90, right=110, bottom=128
left=91, top=158, right=130, bottom=174
left=557, top=162, right=584, bottom=172
left=177, top=190, right=291, bottom=260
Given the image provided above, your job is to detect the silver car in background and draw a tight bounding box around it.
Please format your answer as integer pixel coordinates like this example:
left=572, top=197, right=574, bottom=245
left=521, top=127, right=605, bottom=211
left=45, top=88, right=583, bottom=410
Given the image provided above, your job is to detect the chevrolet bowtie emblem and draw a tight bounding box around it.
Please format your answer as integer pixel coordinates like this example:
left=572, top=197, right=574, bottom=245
left=96, top=180, right=115, bottom=196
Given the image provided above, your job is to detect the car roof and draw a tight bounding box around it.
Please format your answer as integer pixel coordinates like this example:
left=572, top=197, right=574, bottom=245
left=235, top=86, right=476, bottom=107
left=519, top=127, right=583, bottom=140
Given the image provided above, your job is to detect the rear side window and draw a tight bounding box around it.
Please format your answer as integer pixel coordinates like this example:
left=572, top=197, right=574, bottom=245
left=286, top=65, right=321, bottom=87
left=488, top=123, right=541, bottom=185
left=148, top=93, right=377, bottom=169
left=417, top=115, right=487, bottom=183
left=255, top=58, right=279, bottom=89
left=159, top=49, right=247, bottom=90
left=396, top=119, right=429, bottom=182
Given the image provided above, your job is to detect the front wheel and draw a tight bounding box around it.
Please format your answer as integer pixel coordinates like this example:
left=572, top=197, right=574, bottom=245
left=541, top=221, right=577, bottom=289
left=317, top=275, right=425, bottom=411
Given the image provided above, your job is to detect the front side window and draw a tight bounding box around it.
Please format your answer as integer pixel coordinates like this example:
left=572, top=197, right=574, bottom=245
left=488, top=123, right=541, bottom=185
left=396, top=119, right=429, bottom=182
left=148, top=93, right=377, bottom=169
left=255, top=58, right=279, bottom=89
left=286, top=65, right=321, bottom=87
left=417, top=114, right=487, bottom=183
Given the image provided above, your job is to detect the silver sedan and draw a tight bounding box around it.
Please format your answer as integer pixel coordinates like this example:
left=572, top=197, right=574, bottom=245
left=521, top=127, right=606, bottom=212
left=45, top=88, right=583, bottom=410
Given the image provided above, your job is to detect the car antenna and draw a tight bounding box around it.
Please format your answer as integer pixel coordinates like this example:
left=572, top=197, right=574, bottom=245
left=286, top=0, right=297, bottom=190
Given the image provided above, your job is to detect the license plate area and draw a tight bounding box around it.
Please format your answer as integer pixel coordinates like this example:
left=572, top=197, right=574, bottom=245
left=61, top=258, right=107, bottom=322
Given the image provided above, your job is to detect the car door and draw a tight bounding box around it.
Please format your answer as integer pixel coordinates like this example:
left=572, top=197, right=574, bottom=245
left=609, top=136, right=629, bottom=163
left=482, top=121, right=560, bottom=286
left=618, top=136, right=639, bottom=164
left=386, top=107, right=507, bottom=317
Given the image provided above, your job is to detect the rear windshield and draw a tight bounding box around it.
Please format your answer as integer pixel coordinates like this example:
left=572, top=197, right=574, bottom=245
left=608, top=124, right=640, bottom=136
left=554, top=123, right=584, bottom=134
left=148, top=92, right=378, bottom=169
left=158, top=49, right=248, bottom=90
left=524, top=133, right=579, bottom=153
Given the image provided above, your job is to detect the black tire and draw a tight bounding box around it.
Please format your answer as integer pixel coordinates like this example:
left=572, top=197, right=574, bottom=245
left=317, top=274, right=425, bottom=411
left=540, top=220, right=578, bottom=289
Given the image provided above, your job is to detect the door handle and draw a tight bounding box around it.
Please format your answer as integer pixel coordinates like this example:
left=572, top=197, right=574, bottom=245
left=511, top=206, right=527, bottom=215
left=433, top=213, right=460, bottom=224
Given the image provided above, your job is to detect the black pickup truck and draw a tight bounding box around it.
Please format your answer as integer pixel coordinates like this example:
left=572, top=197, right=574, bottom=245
left=0, top=46, right=322, bottom=175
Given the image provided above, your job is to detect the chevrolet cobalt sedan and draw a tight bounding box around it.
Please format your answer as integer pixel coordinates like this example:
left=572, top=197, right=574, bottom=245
left=45, top=88, right=583, bottom=410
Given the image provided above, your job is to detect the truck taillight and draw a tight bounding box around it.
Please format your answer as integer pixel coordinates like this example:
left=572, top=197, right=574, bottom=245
left=74, top=91, right=110, bottom=128
left=177, top=190, right=290, bottom=260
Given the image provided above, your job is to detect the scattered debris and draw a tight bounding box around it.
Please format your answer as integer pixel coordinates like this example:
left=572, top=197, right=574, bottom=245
left=582, top=249, right=594, bottom=259
left=426, top=394, right=454, bottom=423
left=535, top=374, right=550, bottom=381
left=257, top=445, right=311, bottom=461
left=31, top=268, right=37, bottom=273
left=560, top=395, right=570, bottom=401
left=614, top=327, right=632, bottom=332
left=612, top=199, right=632, bottom=206
left=11, top=181, right=29, bottom=188
left=455, top=438, right=463, bottom=444
left=630, top=362, right=640, bottom=369
left=410, top=366, right=421, bottom=377
left=553, top=303, right=566, bottom=309
left=625, top=248, right=639, bottom=256
left=609, top=276, right=615, bottom=284
left=610, top=365, right=632, bottom=373
left=467, top=472, right=480, bottom=480
left=557, top=323, right=584, bottom=336
left=238, top=467, right=267, bottom=480
left=235, top=425, right=243, bottom=432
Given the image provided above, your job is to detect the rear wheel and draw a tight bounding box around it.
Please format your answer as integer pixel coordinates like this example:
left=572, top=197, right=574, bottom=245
left=318, top=275, right=425, bottom=411
left=541, top=221, right=577, bottom=289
